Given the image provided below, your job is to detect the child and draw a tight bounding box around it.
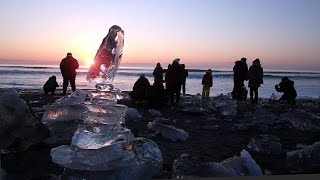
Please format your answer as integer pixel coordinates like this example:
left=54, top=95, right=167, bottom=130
left=43, top=76, right=59, bottom=94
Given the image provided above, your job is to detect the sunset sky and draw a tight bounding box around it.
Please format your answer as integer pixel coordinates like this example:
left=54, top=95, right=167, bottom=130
left=0, top=0, right=319, bottom=70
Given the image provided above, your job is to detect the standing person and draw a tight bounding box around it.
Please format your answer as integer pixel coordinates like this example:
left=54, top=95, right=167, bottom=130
left=180, top=64, right=188, bottom=95
left=202, top=69, right=213, bottom=99
left=60, top=52, right=79, bottom=95
left=247, top=58, right=264, bottom=104
left=275, top=77, right=297, bottom=105
left=164, top=64, right=171, bottom=90
left=231, top=57, right=248, bottom=100
left=153, top=62, right=165, bottom=84
left=166, top=59, right=183, bottom=105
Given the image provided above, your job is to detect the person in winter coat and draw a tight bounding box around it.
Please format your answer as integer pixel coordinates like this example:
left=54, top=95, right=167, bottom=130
left=180, top=64, right=189, bottom=95
left=164, top=64, right=171, bottom=90
left=247, top=58, right=264, bottom=104
left=275, top=77, right=297, bottom=105
left=153, top=62, right=165, bottom=84
left=129, top=74, right=151, bottom=101
left=59, top=52, right=79, bottom=95
left=202, top=69, right=213, bottom=99
left=166, top=60, right=183, bottom=104
left=43, top=75, right=59, bottom=95
left=232, top=57, right=248, bottom=100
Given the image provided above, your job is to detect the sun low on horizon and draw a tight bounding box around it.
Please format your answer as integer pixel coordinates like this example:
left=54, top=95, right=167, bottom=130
left=85, top=58, right=94, bottom=67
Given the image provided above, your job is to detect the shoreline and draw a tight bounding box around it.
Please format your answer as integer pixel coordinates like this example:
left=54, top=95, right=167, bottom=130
left=1, top=88, right=320, bottom=179
left=0, top=87, right=319, bottom=100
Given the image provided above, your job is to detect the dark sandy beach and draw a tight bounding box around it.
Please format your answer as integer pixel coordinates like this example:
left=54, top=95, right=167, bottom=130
left=1, top=88, right=320, bottom=179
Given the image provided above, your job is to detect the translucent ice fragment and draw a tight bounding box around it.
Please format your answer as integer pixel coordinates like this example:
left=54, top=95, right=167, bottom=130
left=71, top=124, right=134, bottom=149
left=41, top=104, right=89, bottom=123
left=53, top=89, right=87, bottom=106
left=86, top=25, right=124, bottom=84
left=81, top=104, right=128, bottom=125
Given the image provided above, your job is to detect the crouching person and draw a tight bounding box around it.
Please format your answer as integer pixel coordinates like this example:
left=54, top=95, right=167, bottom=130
left=275, top=76, right=297, bottom=105
left=43, top=75, right=59, bottom=95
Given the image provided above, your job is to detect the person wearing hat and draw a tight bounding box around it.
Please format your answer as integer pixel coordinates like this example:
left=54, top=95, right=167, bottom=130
left=247, top=58, right=264, bottom=104
left=275, top=76, right=297, bottom=105
left=59, top=52, right=79, bottom=95
left=201, top=69, right=213, bottom=99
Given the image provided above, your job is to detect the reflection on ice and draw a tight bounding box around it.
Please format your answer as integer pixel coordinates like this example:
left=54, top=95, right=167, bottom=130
left=82, top=104, right=127, bottom=125
left=41, top=104, right=89, bottom=123
left=53, top=89, right=87, bottom=106
left=72, top=124, right=134, bottom=149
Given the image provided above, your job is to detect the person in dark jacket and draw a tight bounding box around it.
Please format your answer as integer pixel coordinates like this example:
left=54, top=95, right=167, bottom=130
left=129, top=74, right=151, bottom=101
left=275, top=77, right=297, bottom=105
left=166, top=59, right=183, bottom=104
left=60, top=52, right=79, bottom=95
left=164, top=64, right=171, bottom=90
left=153, top=62, right=165, bottom=84
left=43, top=75, right=59, bottom=95
left=180, top=64, right=188, bottom=95
left=145, top=81, right=166, bottom=108
left=247, top=58, right=263, bottom=104
left=232, top=57, right=248, bottom=100
left=202, top=69, right=213, bottom=99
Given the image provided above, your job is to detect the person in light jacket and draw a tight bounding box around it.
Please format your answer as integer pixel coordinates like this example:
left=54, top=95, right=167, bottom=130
left=202, top=69, right=213, bottom=99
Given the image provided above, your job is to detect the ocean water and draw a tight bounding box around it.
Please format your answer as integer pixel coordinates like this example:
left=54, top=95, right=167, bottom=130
left=0, top=65, right=319, bottom=99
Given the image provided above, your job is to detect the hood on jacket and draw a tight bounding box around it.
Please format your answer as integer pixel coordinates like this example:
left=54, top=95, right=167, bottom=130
left=282, top=77, right=294, bottom=85
left=252, top=58, right=261, bottom=66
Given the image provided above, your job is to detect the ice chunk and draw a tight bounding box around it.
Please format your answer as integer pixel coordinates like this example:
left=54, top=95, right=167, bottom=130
left=239, top=149, right=263, bottom=176
left=91, top=93, right=118, bottom=105
left=220, top=149, right=262, bottom=176
left=82, top=104, right=128, bottom=125
left=71, top=124, right=134, bottom=149
left=51, top=143, right=127, bottom=170
left=86, top=25, right=124, bottom=84
left=126, top=108, right=142, bottom=120
left=51, top=138, right=162, bottom=172
left=147, top=121, right=189, bottom=142
left=53, top=89, right=87, bottom=106
left=41, top=104, right=89, bottom=123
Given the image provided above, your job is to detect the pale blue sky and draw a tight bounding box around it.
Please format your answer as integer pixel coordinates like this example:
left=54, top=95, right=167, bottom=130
left=0, top=0, right=319, bottom=70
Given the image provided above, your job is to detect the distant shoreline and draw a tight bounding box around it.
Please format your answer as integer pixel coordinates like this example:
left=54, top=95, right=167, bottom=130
left=1, top=64, right=320, bottom=74
left=1, top=88, right=318, bottom=100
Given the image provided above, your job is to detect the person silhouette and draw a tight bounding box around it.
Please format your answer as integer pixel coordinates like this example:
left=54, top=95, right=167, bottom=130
left=43, top=75, right=59, bottom=95
left=180, top=64, right=188, bottom=95
left=247, top=58, right=263, bottom=104
left=153, top=62, right=165, bottom=84
left=129, top=74, right=151, bottom=102
left=202, top=69, right=213, bottom=99
left=166, top=59, right=183, bottom=104
left=275, top=76, right=297, bottom=105
left=232, top=57, right=248, bottom=100
left=59, top=52, right=79, bottom=95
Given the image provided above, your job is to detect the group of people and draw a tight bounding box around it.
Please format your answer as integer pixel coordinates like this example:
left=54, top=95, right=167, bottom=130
left=129, top=57, right=297, bottom=106
left=43, top=52, right=79, bottom=95
left=44, top=53, right=297, bottom=106
left=231, top=57, right=264, bottom=104
left=129, top=59, right=189, bottom=107
left=231, top=57, right=296, bottom=105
